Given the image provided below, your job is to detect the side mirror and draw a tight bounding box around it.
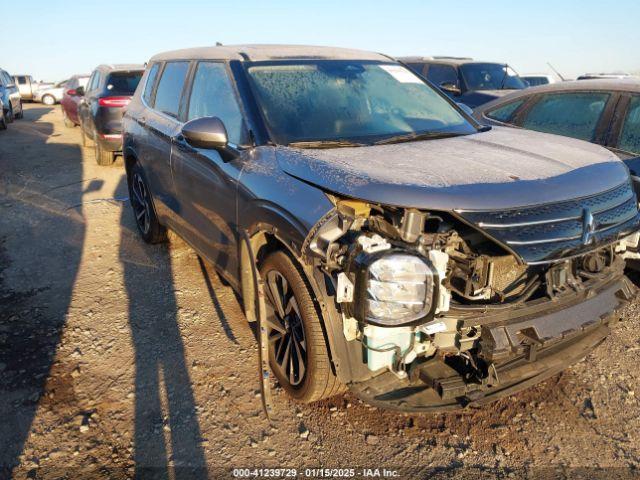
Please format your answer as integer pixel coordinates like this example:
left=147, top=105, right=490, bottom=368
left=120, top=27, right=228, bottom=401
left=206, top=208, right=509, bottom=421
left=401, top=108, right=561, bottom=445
left=440, top=82, right=461, bottom=96
left=75, top=86, right=85, bottom=96
left=181, top=116, right=228, bottom=150
left=456, top=103, right=474, bottom=116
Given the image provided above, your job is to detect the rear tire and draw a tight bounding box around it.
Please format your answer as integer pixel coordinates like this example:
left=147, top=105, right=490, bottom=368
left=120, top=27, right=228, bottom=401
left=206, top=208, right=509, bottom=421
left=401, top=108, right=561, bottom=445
left=62, top=110, right=74, bottom=128
left=128, top=162, right=167, bottom=244
left=260, top=250, right=345, bottom=403
left=0, top=108, right=7, bottom=130
left=94, top=140, right=115, bottom=166
left=14, top=102, right=23, bottom=120
left=42, top=95, right=55, bottom=106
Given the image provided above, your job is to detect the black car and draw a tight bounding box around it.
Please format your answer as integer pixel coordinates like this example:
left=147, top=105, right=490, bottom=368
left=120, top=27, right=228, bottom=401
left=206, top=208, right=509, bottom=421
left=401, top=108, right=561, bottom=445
left=77, top=64, right=144, bottom=165
left=123, top=45, right=639, bottom=411
left=399, top=56, right=527, bottom=109
left=0, top=67, right=24, bottom=130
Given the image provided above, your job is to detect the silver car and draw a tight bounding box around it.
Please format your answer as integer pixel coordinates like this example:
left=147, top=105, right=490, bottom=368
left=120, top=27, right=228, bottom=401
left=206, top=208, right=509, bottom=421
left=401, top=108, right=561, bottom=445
left=34, top=79, right=69, bottom=105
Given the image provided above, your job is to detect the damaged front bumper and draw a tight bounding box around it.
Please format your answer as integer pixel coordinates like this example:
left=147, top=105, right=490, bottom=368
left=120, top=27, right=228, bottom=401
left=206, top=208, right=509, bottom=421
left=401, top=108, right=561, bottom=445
left=347, top=274, right=635, bottom=411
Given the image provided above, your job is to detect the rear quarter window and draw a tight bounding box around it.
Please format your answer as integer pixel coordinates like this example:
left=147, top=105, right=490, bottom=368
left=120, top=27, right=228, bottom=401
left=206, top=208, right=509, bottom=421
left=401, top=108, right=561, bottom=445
left=486, top=99, right=525, bottom=123
left=153, top=62, right=190, bottom=118
left=142, top=63, right=161, bottom=106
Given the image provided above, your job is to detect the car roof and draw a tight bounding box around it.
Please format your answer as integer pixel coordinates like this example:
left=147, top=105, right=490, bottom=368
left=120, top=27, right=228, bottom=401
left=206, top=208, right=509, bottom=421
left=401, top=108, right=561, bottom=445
left=149, top=44, right=390, bottom=63
left=475, top=79, right=640, bottom=114
left=397, top=57, right=508, bottom=66
left=96, top=64, right=145, bottom=72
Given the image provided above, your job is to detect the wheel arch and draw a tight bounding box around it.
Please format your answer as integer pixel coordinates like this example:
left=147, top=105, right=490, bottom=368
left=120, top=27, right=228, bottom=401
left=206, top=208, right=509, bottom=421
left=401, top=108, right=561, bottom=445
left=239, top=226, right=350, bottom=382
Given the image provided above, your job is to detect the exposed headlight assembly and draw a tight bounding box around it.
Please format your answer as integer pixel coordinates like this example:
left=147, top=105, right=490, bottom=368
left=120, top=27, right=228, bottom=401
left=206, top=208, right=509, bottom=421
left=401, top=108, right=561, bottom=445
left=351, top=252, right=441, bottom=327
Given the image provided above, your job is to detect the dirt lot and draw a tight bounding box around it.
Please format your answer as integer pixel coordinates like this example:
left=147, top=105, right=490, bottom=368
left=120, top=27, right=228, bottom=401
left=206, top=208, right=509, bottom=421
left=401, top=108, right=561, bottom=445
left=1, top=104, right=640, bottom=479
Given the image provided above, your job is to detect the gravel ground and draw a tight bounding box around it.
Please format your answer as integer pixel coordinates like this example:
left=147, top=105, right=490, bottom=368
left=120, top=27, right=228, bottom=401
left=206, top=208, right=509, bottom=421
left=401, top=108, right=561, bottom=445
left=1, top=104, right=639, bottom=479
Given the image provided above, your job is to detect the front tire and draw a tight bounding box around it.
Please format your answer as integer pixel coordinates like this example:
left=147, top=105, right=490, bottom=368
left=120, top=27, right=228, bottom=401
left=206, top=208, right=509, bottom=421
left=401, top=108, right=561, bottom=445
left=260, top=251, right=344, bottom=403
left=42, top=95, right=55, bottom=106
left=0, top=108, right=7, bottom=130
left=127, top=162, right=167, bottom=244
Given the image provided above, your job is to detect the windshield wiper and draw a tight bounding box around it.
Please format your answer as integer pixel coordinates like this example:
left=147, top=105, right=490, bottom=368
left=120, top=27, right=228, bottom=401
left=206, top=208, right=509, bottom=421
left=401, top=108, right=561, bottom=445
left=288, top=140, right=368, bottom=149
left=374, top=131, right=466, bottom=146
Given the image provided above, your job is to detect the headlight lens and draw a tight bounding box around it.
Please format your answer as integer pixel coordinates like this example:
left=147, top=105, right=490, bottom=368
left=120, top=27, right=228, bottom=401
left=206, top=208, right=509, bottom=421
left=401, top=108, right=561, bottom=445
left=365, top=254, right=435, bottom=326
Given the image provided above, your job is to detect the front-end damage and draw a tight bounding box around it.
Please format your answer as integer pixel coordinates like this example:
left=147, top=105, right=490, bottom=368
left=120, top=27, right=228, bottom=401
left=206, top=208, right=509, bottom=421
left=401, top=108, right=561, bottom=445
left=302, top=184, right=640, bottom=410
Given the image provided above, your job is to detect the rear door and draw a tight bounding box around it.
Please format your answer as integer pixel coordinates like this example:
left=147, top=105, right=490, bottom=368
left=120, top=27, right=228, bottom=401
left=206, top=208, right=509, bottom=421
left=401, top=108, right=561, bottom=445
left=78, top=71, right=100, bottom=135
left=140, top=61, right=190, bottom=217
left=170, top=61, right=249, bottom=280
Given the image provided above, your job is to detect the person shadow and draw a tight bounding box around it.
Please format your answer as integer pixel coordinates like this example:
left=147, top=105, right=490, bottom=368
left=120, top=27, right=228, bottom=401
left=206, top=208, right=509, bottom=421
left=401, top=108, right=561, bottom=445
left=0, top=106, right=86, bottom=477
left=117, top=176, right=208, bottom=479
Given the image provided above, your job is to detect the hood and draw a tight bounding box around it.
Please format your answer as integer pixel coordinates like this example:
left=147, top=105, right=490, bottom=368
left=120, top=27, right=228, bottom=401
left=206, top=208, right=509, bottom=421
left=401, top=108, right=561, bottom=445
left=275, top=126, right=630, bottom=211
left=460, top=90, right=517, bottom=108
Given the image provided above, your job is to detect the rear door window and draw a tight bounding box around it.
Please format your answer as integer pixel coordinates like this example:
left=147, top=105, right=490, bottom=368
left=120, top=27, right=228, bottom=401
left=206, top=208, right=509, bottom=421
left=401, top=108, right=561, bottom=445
left=486, top=99, right=525, bottom=123
left=618, top=96, right=640, bottom=154
left=153, top=62, right=190, bottom=118
left=426, top=64, right=458, bottom=87
left=105, top=71, right=143, bottom=96
left=143, top=63, right=161, bottom=106
left=186, top=62, right=247, bottom=144
left=520, top=92, right=610, bottom=142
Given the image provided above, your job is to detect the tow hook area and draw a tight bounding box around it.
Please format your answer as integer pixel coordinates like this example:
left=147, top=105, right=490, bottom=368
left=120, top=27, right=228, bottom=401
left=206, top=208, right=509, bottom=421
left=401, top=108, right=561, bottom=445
left=411, top=356, right=499, bottom=402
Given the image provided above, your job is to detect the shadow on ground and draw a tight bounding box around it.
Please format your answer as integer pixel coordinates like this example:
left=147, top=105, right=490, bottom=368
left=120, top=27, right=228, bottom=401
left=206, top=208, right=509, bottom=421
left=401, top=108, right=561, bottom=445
left=0, top=107, right=85, bottom=476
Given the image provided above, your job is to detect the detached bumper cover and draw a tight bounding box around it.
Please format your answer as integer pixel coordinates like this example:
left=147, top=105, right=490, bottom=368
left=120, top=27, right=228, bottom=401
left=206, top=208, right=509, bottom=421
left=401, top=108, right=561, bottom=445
left=348, top=275, right=636, bottom=412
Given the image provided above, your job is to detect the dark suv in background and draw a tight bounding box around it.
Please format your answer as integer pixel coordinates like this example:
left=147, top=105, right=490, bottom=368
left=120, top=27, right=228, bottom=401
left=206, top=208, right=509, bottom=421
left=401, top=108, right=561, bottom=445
left=77, top=64, right=144, bottom=165
left=400, top=56, right=527, bottom=108
left=124, top=45, right=638, bottom=411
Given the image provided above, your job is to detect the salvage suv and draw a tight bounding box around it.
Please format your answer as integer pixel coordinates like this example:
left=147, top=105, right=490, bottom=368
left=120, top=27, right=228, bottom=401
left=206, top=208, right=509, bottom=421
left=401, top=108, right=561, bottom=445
left=123, top=45, right=640, bottom=411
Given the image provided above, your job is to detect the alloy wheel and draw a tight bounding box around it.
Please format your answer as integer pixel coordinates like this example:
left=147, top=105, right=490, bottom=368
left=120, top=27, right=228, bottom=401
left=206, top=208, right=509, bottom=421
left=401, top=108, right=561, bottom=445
left=131, top=172, right=151, bottom=235
left=264, top=270, right=307, bottom=387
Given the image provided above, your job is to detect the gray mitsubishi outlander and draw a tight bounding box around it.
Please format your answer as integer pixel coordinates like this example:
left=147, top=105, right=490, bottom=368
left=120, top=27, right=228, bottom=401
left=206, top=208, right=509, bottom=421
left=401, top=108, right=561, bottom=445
left=123, top=45, right=640, bottom=411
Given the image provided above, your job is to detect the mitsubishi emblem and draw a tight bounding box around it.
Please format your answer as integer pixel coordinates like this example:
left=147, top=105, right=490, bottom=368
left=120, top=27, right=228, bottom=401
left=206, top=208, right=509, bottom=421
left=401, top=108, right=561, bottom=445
left=581, top=208, right=595, bottom=245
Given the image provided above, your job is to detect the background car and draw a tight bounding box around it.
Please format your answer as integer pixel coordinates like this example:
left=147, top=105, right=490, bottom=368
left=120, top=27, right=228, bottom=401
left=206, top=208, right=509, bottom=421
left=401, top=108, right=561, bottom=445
left=522, top=74, right=558, bottom=87
left=578, top=72, right=635, bottom=80
left=14, top=74, right=38, bottom=100
left=399, top=56, right=527, bottom=108
left=34, top=79, right=69, bottom=105
left=473, top=79, right=640, bottom=160
left=60, top=74, right=90, bottom=127
left=0, top=67, right=24, bottom=129
left=77, top=64, right=144, bottom=165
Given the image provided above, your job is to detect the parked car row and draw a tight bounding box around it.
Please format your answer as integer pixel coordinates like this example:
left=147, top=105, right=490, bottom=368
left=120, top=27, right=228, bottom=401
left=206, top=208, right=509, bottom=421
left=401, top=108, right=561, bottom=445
left=114, top=45, right=640, bottom=412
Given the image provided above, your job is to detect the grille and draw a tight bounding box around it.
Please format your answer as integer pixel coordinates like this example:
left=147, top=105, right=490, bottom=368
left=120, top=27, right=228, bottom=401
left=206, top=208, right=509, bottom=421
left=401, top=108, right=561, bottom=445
left=457, top=181, right=640, bottom=264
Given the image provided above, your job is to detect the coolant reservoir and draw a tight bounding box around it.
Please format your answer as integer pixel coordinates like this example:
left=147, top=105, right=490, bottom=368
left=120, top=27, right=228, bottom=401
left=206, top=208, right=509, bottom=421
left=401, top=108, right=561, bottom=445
left=363, top=324, right=413, bottom=372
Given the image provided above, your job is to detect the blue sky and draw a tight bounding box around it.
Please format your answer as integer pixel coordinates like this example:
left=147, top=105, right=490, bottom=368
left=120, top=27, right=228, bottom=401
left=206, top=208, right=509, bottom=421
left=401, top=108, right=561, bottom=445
left=5, top=0, right=639, bottom=82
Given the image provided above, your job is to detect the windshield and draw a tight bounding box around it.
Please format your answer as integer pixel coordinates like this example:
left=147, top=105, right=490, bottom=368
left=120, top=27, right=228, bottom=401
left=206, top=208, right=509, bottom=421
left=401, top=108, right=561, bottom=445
left=460, top=63, right=526, bottom=91
left=246, top=61, right=477, bottom=145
